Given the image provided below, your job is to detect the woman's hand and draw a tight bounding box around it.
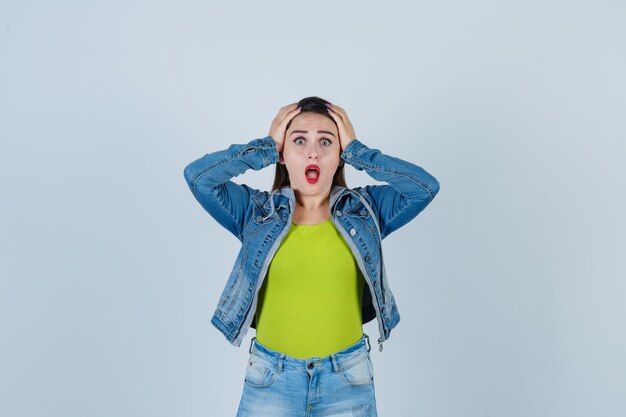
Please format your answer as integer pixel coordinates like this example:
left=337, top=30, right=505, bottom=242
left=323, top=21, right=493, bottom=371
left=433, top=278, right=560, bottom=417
left=268, top=103, right=302, bottom=153
left=325, top=103, right=356, bottom=152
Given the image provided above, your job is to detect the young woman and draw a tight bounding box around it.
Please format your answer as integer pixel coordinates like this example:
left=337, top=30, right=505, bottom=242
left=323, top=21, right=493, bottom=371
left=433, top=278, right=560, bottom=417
left=183, top=97, right=440, bottom=416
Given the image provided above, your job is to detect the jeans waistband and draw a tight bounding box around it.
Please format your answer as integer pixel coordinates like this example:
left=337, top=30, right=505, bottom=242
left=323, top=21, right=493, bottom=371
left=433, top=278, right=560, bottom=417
left=248, top=333, right=371, bottom=373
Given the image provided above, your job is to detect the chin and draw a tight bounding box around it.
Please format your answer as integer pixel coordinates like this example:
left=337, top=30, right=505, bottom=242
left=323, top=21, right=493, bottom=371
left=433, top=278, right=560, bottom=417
left=295, top=182, right=332, bottom=193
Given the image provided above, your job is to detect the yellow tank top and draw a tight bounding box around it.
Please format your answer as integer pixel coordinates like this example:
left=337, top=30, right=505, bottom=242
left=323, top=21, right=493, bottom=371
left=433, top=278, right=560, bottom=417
left=254, top=218, right=365, bottom=358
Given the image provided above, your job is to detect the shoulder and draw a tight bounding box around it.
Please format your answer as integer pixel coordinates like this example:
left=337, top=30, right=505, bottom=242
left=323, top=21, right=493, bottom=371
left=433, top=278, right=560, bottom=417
left=252, top=187, right=292, bottom=214
left=347, top=185, right=376, bottom=206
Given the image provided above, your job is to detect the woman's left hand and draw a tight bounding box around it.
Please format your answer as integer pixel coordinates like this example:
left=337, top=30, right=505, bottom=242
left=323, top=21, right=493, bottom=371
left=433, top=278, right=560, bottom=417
left=325, top=103, right=356, bottom=152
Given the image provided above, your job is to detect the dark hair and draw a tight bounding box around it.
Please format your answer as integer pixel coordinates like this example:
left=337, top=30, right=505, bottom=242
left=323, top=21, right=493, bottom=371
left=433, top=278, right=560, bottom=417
left=271, top=96, right=347, bottom=192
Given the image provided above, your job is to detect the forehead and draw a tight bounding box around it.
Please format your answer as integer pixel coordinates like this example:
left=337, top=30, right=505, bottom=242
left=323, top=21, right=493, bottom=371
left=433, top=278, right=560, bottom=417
left=288, top=113, right=337, bottom=134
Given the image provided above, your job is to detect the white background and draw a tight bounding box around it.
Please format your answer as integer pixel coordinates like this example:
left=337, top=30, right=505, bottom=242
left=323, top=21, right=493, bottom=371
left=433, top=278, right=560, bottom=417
left=1, top=1, right=625, bottom=416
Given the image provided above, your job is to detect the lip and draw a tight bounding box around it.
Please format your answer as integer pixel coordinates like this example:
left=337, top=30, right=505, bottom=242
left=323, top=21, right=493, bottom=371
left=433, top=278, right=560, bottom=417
left=305, top=164, right=320, bottom=184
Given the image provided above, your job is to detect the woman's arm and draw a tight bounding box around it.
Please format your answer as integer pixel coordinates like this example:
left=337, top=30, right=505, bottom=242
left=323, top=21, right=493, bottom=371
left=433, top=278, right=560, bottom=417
left=325, top=102, right=439, bottom=239
left=182, top=136, right=278, bottom=241
left=341, top=138, right=440, bottom=239
left=183, top=103, right=300, bottom=240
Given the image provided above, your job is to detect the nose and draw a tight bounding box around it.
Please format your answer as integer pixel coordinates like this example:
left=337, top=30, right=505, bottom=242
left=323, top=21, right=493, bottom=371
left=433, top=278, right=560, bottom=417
left=307, top=146, right=319, bottom=160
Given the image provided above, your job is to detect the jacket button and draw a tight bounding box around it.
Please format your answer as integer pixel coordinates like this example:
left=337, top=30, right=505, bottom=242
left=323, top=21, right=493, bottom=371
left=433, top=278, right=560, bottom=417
left=346, top=152, right=353, bottom=158
left=350, top=228, right=357, bottom=236
left=336, top=210, right=342, bottom=217
left=255, top=216, right=263, bottom=222
left=365, top=255, right=371, bottom=262
left=360, top=209, right=367, bottom=216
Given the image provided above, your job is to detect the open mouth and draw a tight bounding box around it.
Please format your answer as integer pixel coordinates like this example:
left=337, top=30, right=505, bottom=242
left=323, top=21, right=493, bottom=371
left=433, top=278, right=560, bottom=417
left=305, top=164, right=320, bottom=184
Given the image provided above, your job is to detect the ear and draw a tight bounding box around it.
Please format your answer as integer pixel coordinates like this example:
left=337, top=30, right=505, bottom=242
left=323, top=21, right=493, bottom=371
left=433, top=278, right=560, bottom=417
left=339, top=159, right=344, bottom=166
left=278, top=153, right=285, bottom=165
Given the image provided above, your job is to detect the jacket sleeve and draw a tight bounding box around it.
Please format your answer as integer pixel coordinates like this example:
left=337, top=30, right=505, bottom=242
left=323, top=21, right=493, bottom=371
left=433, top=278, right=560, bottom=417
left=341, top=138, right=440, bottom=239
left=183, top=136, right=279, bottom=241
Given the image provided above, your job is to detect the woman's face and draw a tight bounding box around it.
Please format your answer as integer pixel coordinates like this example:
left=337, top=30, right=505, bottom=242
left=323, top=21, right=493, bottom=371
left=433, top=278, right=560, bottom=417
left=281, top=112, right=341, bottom=198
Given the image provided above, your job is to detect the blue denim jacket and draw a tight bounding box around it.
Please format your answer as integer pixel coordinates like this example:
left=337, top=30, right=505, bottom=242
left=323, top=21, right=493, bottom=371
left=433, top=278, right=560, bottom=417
left=183, top=136, right=439, bottom=352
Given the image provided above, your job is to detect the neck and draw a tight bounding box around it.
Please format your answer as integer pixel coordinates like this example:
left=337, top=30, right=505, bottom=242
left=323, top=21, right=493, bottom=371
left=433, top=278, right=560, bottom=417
left=293, top=188, right=331, bottom=211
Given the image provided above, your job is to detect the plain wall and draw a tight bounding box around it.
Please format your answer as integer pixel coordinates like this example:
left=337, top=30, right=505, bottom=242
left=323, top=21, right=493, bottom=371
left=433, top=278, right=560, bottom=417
left=1, top=1, right=625, bottom=416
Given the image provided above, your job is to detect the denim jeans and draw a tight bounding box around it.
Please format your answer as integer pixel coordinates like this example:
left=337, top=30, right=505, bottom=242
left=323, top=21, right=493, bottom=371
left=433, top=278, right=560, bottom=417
left=236, top=333, right=379, bottom=417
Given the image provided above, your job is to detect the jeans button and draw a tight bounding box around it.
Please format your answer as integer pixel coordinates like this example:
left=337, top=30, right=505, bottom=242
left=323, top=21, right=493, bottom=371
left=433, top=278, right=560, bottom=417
left=307, top=362, right=314, bottom=369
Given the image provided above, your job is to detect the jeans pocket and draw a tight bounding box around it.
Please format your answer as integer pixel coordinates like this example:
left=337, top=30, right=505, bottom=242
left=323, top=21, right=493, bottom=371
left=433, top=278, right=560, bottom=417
left=339, top=353, right=374, bottom=387
left=244, top=355, right=277, bottom=388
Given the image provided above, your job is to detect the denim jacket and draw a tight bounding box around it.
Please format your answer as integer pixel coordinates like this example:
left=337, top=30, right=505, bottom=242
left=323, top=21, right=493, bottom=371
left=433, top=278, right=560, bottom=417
left=183, top=136, right=439, bottom=352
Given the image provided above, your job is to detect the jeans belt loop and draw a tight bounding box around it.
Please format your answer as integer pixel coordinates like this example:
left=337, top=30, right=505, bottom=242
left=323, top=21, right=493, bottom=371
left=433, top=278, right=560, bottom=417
left=330, top=353, right=340, bottom=373
left=277, top=353, right=285, bottom=373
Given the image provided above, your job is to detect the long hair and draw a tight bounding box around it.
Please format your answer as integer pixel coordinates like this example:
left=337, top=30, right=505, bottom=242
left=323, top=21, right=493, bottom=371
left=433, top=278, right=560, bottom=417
left=271, top=96, right=347, bottom=192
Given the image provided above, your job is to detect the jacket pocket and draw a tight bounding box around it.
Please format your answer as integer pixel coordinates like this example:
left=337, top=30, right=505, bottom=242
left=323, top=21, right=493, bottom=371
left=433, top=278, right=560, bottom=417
left=344, top=196, right=370, bottom=218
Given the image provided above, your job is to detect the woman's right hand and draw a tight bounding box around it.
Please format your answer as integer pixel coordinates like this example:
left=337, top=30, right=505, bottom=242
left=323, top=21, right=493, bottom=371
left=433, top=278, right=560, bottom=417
left=268, top=103, right=302, bottom=153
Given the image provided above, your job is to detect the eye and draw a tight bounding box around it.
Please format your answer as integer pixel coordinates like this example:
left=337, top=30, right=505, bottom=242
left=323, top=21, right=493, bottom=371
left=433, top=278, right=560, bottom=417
left=293, top=137, right=305, bottom=145
left=320, top=138, right=332, bottom=146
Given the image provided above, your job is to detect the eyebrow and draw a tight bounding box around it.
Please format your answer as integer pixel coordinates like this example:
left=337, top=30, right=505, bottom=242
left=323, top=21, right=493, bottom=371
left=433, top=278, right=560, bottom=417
left=290, top=130, right=336, bottom=138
